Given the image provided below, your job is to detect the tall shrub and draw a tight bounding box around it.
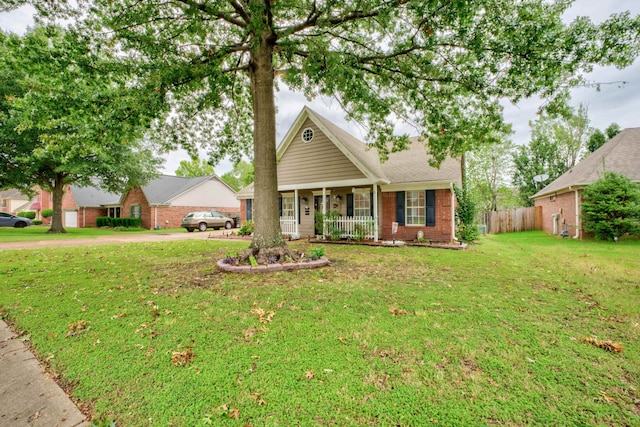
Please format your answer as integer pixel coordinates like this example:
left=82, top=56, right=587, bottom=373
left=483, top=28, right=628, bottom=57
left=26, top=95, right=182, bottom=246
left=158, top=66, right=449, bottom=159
left=581, top=172, right=640, bottom=240
left=454, top=184, right=479, bottom=243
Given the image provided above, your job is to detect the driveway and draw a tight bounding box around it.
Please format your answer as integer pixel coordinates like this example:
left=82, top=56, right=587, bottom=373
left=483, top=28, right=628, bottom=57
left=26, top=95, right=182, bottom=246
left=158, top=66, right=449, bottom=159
left=0, top=229, right=236, bottom=251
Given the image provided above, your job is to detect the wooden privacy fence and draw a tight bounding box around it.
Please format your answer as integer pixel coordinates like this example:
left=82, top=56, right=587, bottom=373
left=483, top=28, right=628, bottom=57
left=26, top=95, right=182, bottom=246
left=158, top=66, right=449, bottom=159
left=484, top=206, right=542, bottom=234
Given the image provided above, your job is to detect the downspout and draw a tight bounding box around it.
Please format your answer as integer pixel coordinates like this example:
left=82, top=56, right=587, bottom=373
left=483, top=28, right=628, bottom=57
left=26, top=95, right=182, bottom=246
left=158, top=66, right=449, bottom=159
left=154, top=205, right=158, bottom=230
left=450, top=182, right=456, bottom=242
left=574, top=190, right=580, bottom=239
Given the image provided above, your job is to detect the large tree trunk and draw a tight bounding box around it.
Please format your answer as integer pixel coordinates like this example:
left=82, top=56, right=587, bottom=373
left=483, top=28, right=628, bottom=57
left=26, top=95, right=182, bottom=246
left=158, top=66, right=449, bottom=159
left=248, top=26, right=285, bottom=251
left=48, top=173, right=67, bottom=233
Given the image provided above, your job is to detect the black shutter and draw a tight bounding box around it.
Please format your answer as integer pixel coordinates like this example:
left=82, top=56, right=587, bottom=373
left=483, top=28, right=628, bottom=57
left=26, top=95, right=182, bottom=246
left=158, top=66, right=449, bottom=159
left=370, top=192, right=374, bottom=217
left=297, top=197, right=301, bottom=224
left=426, top=190, right=436, bottom=226
left=278, top=197, right=283, bottom=217
left=246, top=199, right=252, bottom=221
left=396, top=191, right=405, bottom=226
left=346, top=193, right=354, bottom=217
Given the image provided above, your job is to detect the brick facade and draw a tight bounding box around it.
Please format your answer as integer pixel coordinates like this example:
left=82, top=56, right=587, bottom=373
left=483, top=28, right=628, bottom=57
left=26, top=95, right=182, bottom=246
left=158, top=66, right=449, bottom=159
left=534, top=190, right=582, bottom=238
left=240, top=188, right=456, bottom=242
left=380, top=189, right=454, bottom=242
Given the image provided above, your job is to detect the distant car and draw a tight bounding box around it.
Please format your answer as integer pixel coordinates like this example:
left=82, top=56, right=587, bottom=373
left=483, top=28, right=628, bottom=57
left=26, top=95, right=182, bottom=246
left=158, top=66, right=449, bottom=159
left=181, top=211, right=234, bottom=232
left=0, top=212, right=32, bottom=228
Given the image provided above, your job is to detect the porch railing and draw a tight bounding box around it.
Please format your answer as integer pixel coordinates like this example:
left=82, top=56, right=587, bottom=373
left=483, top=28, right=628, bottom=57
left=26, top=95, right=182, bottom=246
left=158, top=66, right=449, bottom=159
left=279, top=216, right=297, bottom=236
left=325, top=216, right=375, bottom=239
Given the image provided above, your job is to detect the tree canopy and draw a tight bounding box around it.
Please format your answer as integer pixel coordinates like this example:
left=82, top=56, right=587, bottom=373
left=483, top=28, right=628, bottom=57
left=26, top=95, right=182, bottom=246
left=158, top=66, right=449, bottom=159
left=8, top=0, right=640, bottom=249
left=175, top=159, right=216, bottom=177
left=221, top=161, right=254, bottom=192
left=0, top=26, right=161, bottom=232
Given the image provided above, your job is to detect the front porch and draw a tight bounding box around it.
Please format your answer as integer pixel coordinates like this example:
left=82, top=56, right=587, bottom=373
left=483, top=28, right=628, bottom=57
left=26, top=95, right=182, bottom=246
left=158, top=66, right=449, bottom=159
left=277, top=185, right=380, bottom=241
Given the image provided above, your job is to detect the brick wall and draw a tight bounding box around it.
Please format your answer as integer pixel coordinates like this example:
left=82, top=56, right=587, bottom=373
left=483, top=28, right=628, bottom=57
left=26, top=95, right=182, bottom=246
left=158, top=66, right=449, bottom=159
left=122, top=188, right=152, bottom=229
left=535, top=190, right=582, bottom=237
left=380, top=189, right=454, bottom=242
left=153, top=206, right=240, bottom=230
left=79, top=207, right=108, bottom=227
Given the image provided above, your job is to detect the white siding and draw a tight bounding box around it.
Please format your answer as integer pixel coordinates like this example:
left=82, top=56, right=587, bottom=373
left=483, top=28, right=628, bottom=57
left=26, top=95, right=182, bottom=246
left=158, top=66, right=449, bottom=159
left=170, top=178, right=239, bottom=208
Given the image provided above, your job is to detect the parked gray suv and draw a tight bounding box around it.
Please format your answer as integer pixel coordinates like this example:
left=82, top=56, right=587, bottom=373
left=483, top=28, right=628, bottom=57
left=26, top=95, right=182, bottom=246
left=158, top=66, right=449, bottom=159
left=181, top=211, right=234, bottom=232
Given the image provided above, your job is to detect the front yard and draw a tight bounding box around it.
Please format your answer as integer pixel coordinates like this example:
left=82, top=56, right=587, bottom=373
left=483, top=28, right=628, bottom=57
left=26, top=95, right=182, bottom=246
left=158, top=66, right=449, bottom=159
left=0, top=232, right=638, bottom=426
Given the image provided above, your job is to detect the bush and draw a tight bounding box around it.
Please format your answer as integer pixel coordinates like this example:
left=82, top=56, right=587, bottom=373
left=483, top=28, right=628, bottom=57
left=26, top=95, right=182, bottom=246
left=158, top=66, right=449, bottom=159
left=41, top=208, right=53, bottom=218
left=96, top=217, right=142, bottom=228
left=17, top=211, right=36, bottom=219
left=454, top=184, right=479, bottom=242
left=581, top=172, right=640, bottom=240
left=32, top=220, right=43, bottom=225
left=237, top=220, right=254, bottom=236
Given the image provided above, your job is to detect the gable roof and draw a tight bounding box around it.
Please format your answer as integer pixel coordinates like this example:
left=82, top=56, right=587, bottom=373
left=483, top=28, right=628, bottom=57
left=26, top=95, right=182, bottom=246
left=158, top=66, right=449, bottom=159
left=0, top=189, right=30, bottom=200
left=275, top=107, right=461, bottom=187
left=138, top=175, right=228, bottom=205
left=533, top=127, right=640, bottom=198
left=70, top=185, right=121, bottom=207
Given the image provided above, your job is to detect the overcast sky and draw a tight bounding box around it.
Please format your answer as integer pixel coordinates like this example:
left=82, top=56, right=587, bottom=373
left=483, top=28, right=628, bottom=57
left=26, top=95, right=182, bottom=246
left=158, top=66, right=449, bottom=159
left=1, top=1, right=639, bottom=175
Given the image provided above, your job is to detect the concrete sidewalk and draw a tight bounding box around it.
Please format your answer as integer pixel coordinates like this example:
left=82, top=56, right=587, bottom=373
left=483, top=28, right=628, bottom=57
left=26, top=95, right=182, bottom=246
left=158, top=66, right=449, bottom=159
left=0, top=320, right=89, bottom=427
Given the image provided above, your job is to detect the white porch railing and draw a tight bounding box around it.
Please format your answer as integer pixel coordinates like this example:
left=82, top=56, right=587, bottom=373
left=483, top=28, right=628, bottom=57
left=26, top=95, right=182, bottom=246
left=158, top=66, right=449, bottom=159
left=279, top=217, right=297, bottom=236
left=325, top=216, right=375, bottom=240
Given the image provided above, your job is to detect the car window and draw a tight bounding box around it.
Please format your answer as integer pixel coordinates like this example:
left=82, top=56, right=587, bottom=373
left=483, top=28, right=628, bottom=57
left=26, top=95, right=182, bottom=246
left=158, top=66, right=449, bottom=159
left=211, top=212, right=223, bottom=218
left=0, top=213, right=11, bottom=218
left=185, top=213, right=195, bottom=218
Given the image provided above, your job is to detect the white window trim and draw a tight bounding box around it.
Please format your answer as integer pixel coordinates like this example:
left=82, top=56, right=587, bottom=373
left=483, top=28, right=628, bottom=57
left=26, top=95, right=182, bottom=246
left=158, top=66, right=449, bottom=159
left=301, top=127, right=314, bottom=142
left=405, top=190, right=425, bottom=226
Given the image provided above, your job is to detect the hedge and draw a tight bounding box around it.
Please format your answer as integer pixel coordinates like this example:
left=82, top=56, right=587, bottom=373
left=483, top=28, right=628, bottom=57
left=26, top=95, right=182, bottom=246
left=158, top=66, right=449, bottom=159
left=41, top=208, right=53, bottom=218
left=17, top=211, right=36, bottom=219
left=96, top=217, right=142, bottom=228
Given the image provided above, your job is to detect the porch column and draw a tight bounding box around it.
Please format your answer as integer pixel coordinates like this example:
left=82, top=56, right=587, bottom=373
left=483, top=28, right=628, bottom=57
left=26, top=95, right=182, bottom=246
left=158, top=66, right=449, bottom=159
left=322, top=187, right=327, bottom=237
left=294, top=188, right=299, bottom=238
left=373, top=183, right=378, bottom=242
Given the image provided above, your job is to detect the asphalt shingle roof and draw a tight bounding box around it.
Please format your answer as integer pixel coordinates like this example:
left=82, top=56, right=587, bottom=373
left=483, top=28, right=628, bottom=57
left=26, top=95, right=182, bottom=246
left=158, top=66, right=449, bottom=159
left=141, top=175, right=212, bottom=204
left=70, top=185, right=121, bottom=207
left=533, top=127, right=640, bottom=198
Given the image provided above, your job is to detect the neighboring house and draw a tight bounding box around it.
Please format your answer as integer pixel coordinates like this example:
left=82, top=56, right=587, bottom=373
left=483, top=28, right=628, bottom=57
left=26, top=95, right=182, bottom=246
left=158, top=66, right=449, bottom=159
left=122, top=175, right=240, bottom=230
left=532, top=127, right=640, bottom=238
left=60, top=185, right=121, bottom=228
left=0, top=189, right=33, bottom=214
left=237, top=107, right=461, bottom=242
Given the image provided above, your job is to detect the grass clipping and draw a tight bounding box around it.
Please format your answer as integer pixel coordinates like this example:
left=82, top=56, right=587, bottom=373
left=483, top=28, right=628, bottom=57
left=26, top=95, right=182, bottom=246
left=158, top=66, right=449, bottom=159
left=583, top=337, right=624, bottom=353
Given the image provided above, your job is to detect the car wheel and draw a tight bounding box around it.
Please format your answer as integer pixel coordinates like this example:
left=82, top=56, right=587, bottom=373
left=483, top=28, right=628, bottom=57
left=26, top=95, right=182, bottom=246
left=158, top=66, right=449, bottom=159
left=198, top=222, right=208, bottom=232
left=224, top=221, right=232, bottom=229
left=186, top=228, right=195, bottom=232
left=15, top=221, right=27, bottom=228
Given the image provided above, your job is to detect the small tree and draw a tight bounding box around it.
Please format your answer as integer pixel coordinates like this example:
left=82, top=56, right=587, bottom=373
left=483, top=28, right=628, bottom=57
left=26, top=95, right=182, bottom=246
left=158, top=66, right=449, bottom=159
left=175, top=159, right=215, bottom=177
left=581, top=172, right=640, bottom=241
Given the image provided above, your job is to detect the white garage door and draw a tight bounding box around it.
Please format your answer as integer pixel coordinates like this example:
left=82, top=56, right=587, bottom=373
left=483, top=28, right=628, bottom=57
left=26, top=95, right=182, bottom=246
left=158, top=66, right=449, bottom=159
left=64, top=210, right=78, bottom=228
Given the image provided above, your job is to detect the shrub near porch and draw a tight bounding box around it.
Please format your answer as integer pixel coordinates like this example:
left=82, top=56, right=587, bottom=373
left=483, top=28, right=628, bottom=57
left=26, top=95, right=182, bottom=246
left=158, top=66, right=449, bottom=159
left=0, top=232, right=638, bottom=426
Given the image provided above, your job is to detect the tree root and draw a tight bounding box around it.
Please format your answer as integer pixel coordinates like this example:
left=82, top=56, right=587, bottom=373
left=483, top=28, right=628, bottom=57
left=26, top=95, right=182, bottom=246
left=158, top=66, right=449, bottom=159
left=239, top=246, right=300, bottom=265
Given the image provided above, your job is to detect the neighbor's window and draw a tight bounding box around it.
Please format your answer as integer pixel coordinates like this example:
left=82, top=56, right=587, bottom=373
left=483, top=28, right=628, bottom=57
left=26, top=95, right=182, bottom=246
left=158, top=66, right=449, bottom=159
left=406, top=191, right=425, bottom=225
left=282, top=196, right=294, bottom=218
left=130, top=204, right=141, bottom=219
left=354, top=192, right=370, bottom=217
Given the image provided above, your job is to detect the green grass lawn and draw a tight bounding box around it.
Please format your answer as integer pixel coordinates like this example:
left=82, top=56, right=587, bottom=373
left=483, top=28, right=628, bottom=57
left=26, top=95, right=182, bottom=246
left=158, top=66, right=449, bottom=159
left=0, top=226, right=187, bottom=242
left=0, top=232, right=638, bottom=426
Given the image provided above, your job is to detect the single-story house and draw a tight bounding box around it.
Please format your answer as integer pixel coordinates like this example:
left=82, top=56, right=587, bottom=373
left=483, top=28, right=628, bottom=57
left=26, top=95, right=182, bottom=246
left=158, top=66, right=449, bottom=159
left=60, top=184, right=121, bottom=228
left=532, top=127, right=640, bottom=238
left=237, top=107, right=462, bottom=242
left=122, top=175, right=240, bottom=230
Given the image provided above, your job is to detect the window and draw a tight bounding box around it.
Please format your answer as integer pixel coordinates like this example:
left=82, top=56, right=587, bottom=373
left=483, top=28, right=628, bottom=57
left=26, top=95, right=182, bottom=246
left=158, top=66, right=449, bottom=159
left=130, top=204, right=141, bottom=219
left=354, top=192, right=370, bottom=217
left=281, top=196, right=294, bottom=218
left=301, top=128, right=314, bottom=142
left=406, top=191, right=425, bottom=225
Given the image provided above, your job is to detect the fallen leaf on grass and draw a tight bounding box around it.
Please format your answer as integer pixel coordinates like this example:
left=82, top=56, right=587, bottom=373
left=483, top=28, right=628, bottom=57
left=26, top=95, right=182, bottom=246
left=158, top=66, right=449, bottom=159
left=583, top=337, right=624, bottom=353
left=600, top=391, right=616, bottom=402
left=66, top=320, right=90, bottom=337
left=338, top=336, right=348, bottom=344
left=172, top=346, right=195, bottom=366
left=227, top=408, right=239, bottom=420
left=389, top=307, right=407, bottom=316
left=251, top=307, right=275, bottom=323
left=304, top=371, right=315, bottom=379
